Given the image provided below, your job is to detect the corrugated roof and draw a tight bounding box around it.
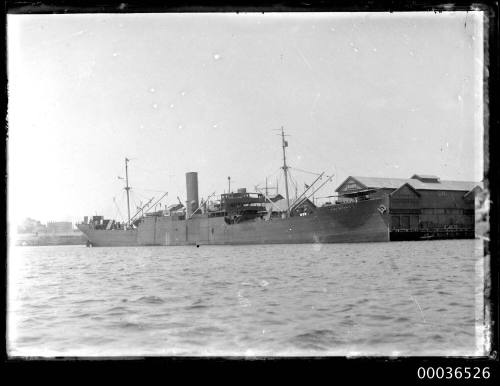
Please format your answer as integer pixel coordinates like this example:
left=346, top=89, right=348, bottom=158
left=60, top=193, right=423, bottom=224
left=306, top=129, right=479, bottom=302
left=349, top=176, right=481, bottom=192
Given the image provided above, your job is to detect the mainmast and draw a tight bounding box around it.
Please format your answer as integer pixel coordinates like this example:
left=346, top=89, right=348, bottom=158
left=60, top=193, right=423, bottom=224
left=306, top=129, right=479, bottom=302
left=125, top=157, right=131, bottom=227
left=281, top=127, right=291, bottom=217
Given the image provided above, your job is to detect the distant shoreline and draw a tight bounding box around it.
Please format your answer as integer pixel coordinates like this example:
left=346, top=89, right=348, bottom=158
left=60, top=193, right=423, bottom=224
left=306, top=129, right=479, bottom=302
left=12, top=232, right=87, bottom=246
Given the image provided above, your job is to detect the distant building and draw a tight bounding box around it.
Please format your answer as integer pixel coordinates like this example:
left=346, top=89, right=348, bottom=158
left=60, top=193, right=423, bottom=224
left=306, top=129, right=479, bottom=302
left=46, top=221, right=73, bottom=234
left=17, top=218, right=46, bottom=234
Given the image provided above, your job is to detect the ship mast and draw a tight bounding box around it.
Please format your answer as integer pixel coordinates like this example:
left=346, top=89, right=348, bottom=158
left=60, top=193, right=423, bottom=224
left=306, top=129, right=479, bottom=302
left=125, top=157, right=131, bottom=227
left=280, top=127, right=291, bottom=217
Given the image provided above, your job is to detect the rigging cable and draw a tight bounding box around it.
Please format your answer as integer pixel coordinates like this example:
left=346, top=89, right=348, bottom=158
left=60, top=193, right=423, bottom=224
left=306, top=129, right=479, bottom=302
left=114, top=191, right=126, bottom=223
left=113, top=196, right=124, bottom=222
left=287, top=170, right=299, bottom=198
left=255, top=167, right=282, bottom=191
left=289, top=166, right=323, bottom=176
left=136, top=188, right=169, bottom=193
left=290, top=166, right=334, bottom=179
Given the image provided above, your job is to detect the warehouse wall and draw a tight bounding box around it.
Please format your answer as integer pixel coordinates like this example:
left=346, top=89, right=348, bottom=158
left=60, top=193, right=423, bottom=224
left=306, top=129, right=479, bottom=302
left=389, top=188, right=475, bottom=231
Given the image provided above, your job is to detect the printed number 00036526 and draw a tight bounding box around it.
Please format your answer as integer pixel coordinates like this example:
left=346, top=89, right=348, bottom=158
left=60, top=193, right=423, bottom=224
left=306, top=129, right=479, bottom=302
left=417, top=367, right=490, bottom=380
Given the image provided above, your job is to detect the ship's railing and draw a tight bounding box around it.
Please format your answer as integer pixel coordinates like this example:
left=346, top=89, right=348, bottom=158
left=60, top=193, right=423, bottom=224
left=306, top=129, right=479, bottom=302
left=78, top=219, right=133, bottom=230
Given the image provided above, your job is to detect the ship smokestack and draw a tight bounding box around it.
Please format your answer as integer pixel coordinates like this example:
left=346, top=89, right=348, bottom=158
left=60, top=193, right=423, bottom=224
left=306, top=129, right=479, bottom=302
left=185, top=172, right=199, bottom=218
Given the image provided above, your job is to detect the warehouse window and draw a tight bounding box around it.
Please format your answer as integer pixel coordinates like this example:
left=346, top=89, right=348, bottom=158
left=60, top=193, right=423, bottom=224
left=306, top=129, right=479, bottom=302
left=345, top=182, right=360, bottom=191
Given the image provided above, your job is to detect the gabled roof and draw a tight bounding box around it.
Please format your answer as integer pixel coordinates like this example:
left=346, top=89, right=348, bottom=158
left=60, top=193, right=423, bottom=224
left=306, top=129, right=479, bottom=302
left=390, top=183, right=421, bottom=197
left=336, top=176, right=481, bottom=192
left=270, top=194, right=284, bottom=202
left=264, top=198, right=288, bottom=212
left=335, top=176, right=368, bottom=192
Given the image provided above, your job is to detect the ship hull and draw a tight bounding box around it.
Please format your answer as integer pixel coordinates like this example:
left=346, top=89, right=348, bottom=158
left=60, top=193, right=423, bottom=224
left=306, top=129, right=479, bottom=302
left=154, top=197, right=389, bottom=245
left=79, top=197, right=390, bottom=247
left=76, top=225, right=138, bottom=247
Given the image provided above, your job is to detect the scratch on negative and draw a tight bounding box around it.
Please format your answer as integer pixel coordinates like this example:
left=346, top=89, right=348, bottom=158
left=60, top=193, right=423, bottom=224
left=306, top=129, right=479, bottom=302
left=294, top=45, right=313, bottom=71
left=411, top=295, right=426, bottom=323
left=310, top=93, right=320, bottom=117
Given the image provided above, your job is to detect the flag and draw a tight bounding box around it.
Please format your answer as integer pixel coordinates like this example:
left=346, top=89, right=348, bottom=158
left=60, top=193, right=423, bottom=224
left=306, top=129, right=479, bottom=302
left=304, top=183, right=310, bottom=189
left=284, top=140, right=288, bottom=147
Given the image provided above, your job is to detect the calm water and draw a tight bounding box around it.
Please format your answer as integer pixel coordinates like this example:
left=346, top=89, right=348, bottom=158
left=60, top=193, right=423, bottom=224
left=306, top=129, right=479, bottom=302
left=7, top=240, right=487, bottom=357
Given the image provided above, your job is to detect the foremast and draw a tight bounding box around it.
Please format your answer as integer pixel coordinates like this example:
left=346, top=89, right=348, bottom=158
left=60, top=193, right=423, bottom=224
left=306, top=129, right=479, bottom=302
left=280, top=127, right=291, bottom=217
left=124, top=157, right=131, bottom=227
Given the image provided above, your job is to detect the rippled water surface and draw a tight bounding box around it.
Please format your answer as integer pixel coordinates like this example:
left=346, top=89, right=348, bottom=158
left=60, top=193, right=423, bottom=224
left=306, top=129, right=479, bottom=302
left=8, top=240, right=487, bottom=356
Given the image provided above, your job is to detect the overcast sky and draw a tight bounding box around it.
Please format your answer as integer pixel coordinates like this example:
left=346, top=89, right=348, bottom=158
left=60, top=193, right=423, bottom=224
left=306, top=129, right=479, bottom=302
left=7, top=11, right=484, bottom=225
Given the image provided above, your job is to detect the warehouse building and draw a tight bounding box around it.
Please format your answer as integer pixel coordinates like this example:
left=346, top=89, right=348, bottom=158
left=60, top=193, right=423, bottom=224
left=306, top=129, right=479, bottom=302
left=335, top=174, right=482, bottom=240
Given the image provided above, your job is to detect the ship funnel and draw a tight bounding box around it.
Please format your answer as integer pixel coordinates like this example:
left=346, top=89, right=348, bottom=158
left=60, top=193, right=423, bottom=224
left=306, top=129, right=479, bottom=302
left=185, top=172, right=199, bottom=218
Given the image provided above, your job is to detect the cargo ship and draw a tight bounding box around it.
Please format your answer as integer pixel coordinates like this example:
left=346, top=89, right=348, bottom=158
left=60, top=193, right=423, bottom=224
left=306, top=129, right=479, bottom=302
left=77, top=129, right=481, bottom=247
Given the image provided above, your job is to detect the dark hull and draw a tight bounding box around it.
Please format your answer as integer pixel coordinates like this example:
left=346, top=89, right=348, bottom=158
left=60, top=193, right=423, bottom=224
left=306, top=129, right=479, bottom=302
left=78, top=197, right=391, bottom=246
